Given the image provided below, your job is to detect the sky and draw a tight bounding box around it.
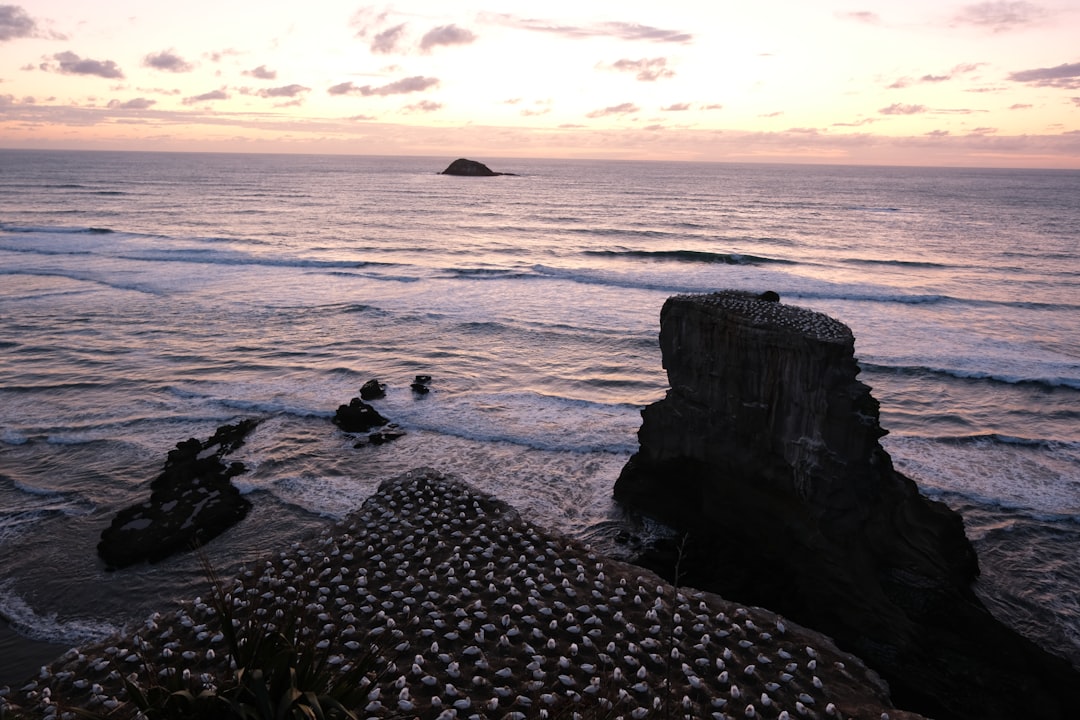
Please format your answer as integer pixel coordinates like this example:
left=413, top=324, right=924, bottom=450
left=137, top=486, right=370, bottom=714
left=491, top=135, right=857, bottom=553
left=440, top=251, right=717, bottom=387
left=2, top=1, right=1079, bottom=167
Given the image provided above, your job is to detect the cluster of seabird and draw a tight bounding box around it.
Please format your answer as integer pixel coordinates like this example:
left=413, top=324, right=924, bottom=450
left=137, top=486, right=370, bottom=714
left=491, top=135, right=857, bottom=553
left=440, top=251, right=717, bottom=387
left=673, top=292, right=853, bottom=345
left=4, top=468, right=908, bottom=720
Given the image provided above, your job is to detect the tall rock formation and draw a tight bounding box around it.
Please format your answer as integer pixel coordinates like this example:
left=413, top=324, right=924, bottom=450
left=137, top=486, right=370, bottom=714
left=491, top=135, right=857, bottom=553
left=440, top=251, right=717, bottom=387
left=615, top=290, right=1079, bottom=720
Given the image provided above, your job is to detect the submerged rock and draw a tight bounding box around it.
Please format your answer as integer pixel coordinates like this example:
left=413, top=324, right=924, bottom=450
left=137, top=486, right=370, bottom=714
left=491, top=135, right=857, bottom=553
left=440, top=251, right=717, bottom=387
left=439, top=158, right=514, bottom=176
left=614, top=290, right=1080, bottom=720
left=97, top=419, right=258, bottom=569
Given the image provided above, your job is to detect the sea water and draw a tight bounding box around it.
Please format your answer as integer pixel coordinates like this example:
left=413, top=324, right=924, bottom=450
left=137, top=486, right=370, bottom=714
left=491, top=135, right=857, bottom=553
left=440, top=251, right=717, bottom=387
left=1, top=150, right=1077, bottom=681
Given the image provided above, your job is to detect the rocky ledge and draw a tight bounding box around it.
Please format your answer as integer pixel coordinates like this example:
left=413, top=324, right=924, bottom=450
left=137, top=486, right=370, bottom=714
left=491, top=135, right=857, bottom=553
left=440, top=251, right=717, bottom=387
left=614, top=290, right=1080, bottom=720
left=97, top=419, right=258, bottom=570
left=7, top=469, right=922, bottom=720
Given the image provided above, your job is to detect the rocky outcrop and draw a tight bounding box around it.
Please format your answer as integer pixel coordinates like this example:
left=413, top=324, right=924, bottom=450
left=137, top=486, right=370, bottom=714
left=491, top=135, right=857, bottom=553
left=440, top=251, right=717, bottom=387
left=439, top=158, right=514, bottom=176
left=97, top=420, right=257, bottom=569
left=332, top=397, right=388, bottom=432
left=614, top=290, right=1080, bottom=720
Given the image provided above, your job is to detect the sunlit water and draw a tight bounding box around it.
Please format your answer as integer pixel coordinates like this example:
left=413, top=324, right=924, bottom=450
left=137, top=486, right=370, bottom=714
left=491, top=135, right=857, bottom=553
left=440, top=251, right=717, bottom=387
left=2, top=151, right=1078, bottom=678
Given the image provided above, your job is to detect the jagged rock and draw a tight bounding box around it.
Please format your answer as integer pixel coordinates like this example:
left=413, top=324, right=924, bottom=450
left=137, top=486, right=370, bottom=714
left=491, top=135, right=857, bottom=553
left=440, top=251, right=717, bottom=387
left=97, top=419, right=258, bottom=569
left=332, top=397, right=388, bottom=432
left=359, top=378, right=385, bottom=400
left=439, top=158, right=514, bottom=176
left=614, top=290, right=1080, bottom=720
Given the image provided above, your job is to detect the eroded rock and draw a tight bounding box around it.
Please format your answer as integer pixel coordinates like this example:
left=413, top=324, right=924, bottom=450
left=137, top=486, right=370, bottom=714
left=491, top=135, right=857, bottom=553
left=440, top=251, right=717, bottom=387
left=614, top=290, right=1080, bottom=720
left=97, top=419, right=258, bottom=569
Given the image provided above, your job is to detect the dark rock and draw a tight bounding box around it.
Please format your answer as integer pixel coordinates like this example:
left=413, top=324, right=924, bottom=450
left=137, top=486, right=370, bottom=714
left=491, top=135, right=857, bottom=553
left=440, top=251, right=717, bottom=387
left=614, top=290, right=1080, bottom=720
left=439, top=158, right=515, bottom=176
left=359, top=379, right=386, bottom=400
left=366, top=424, right=406, bottom=445
left=411, top=374, right=432, bottom=395
left=332, top=397, right=388, bottom=433
left=97, top=419, right=258, bottom=569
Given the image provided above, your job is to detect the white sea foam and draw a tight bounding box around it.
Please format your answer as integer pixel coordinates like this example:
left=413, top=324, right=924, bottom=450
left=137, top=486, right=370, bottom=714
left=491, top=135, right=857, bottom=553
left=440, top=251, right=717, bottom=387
left=0, top=584, right=123, bottom=646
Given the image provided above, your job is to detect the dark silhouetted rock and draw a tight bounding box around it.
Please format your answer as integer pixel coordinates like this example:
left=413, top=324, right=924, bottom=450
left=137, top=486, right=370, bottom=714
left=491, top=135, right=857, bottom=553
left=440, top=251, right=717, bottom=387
left=332, top=397, right=388, bottom=432
left=359, top=379, right=386, bottom=400
left=439, top=158, right=514, bottom=176
left=614, top=290, right=1080, bottom=720
left=411, top=374, right=431, bottom=395
left=97, top=419, right=258, bottom=569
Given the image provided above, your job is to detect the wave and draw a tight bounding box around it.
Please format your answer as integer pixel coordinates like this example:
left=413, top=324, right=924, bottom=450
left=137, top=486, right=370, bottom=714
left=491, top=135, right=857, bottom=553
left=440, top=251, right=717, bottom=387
left=843, top=257, right=949, bottom=269
left=0, top=584, right=123, bottom=645
left=859, top=361, right=1080, bottom=391
left=584, top=249, right=793, bottom=265
left=0, top=223, right=113, bottom=235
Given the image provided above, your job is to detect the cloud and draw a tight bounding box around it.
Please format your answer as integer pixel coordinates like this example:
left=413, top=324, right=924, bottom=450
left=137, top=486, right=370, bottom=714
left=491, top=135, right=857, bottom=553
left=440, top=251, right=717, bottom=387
left=662, top=103, right=692, bottom=111
left=404, top=99, right=441, bottom=112
left=1007, top=61, right=1080, bottom=89
left=182, top=89, right=229, bottom=105
left=143, top=50, right=194, bottom=73
left=1072, top=97, right=1080, bottom=107
left=258, top=84, right=310, bottom=99
left=245, top=65, right=277, bottom=80
left=107, top=97, right=156, bottom=110
left=952, top=1, right=1048, bottom=32
left=350, top=6, right=392, bottom=37
left=371, top=24, right=407, bottom=54
left=888, top=63, right=985, bottom=89
left=880, top=103, right=927, bottom=115
left=586, top=102, right=639, bottom=118
left=0, top=4, right=36, bottom=41
left=327, top=76, right=439, bottom=97
left=838, top=11, right=882, bottom=25
left=603, top=58, right=674, bottom=82
left=833, top=118, right=878, bottom=127
left=1009, top=103, right=1032, bottom=109
left=45, top=51, right=124, bottom=79
left=419, top=24, right=476, bottom=52
left=485, top=14, right=692, bottom=43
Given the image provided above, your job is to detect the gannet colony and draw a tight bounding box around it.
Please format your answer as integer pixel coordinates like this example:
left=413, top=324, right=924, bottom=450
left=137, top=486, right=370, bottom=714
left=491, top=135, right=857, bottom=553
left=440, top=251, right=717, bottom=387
left=2, top=469, right=917, bottom=719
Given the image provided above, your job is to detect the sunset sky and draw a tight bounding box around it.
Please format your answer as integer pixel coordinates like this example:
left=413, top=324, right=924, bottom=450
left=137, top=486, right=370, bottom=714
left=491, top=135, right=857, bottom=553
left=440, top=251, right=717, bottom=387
left=2, top=1, right=1078, bottom=167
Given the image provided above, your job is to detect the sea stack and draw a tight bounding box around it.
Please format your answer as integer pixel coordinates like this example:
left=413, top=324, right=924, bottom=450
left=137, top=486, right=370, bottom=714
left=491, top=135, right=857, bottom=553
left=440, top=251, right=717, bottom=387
left=614, top=290, right=1080, bottom=720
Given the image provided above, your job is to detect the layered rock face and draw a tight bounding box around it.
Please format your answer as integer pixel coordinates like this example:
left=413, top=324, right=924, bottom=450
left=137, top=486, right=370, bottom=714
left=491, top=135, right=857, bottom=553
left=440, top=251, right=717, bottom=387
left=615, top=291, right=1079, bottom=720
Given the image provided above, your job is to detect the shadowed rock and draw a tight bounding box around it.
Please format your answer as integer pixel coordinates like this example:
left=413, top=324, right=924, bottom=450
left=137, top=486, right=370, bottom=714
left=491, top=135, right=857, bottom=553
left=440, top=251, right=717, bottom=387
left=332, top=397, right=388, bottom=432
left=614, top=290, right=1080, bottom=720
left=97, top=419, right=258, bottom=569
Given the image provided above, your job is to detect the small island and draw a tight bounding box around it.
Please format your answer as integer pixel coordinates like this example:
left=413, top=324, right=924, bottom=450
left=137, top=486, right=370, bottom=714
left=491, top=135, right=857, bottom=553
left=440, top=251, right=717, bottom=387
left=439, top=158, right=515, bottom=176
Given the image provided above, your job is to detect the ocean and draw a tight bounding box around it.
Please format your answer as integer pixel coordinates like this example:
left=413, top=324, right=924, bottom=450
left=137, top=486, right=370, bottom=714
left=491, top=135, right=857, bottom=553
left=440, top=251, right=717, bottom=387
left=1, top=149, right=1077, bottom=685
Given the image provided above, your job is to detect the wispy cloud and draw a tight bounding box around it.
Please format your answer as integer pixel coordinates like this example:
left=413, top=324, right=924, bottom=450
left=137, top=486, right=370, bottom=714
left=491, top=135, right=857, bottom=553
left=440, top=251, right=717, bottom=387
left=888, top=63, right=984, bottom=89
left=586, top=102, right=639, bottom=118
left=244, top=65, right=277, bottom=80
left=1007, top=61, right=1080, bottom=89
left=663, top=102, right=692, bottom=111
left=602, top=58, right=674, bottom=81
left=327, top=76, right=439, bottom=97
left=183, top=88, right=229, bottom=105
left=108, top=97, right=156, bottom=110
left=43, top=51, right=124, bottom=79
left=419, top=25, right=476, bottom=52
left=0, top=4, right=34, bottom=41
left=485, top=13, right=692, bottom=43
left=143, top=50, right=194, bottom=73
left=371, top=24, right=407, bottom=54
left=952, top=1, right=1048, bottom=32
left=838, top=11, right=882, bottom=25
left=880, top=103, right=927, bottom=115
left=257, top=84, right=310, bottom=99
left=403, top=99, right=441, bottom=113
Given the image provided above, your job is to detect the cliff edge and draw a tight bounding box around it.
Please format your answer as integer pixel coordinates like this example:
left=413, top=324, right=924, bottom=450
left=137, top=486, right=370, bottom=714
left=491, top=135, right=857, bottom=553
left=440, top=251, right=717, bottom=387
left=614, top=290, right=1080, bottom=720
